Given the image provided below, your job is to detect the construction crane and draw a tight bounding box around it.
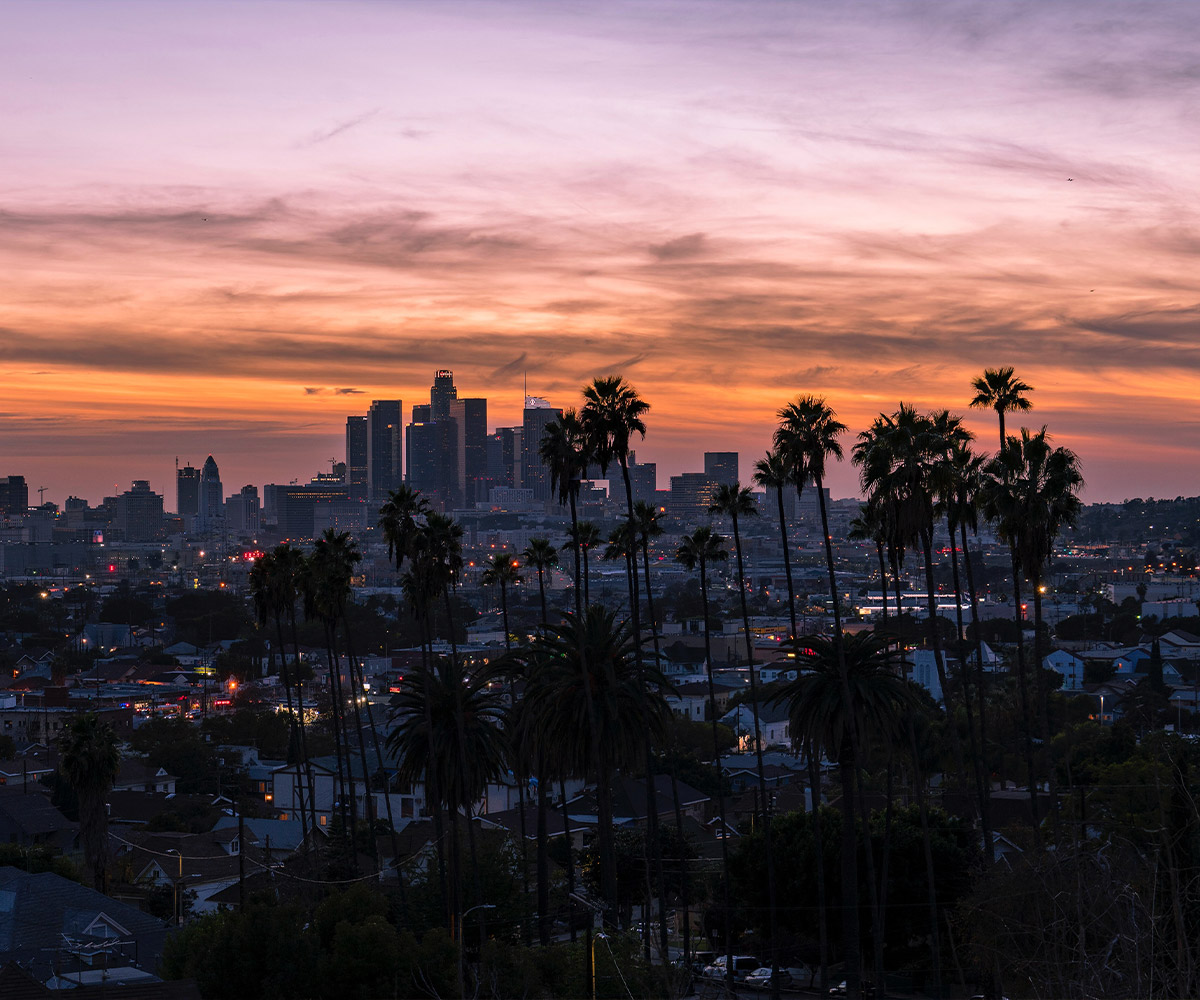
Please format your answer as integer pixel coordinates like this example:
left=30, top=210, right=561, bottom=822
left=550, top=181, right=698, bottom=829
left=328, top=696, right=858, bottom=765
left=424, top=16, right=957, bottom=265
left=37, top=486, right=48, bottom=504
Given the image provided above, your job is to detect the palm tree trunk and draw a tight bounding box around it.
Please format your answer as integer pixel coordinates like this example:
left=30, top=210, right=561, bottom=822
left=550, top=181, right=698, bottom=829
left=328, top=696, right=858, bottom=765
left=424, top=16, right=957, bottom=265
left=776, top=484, right=798, bottom=640
left=560, top=776, right=577, bottom=943
left=537, top=566, right=548, bottom=624
left=537, top=757, right=551, bottom=946
left=287, top=606, right=319, bottom=845
left=919, top=524, right=964, bottom=777
left=947, top=517, right=993, bottom=867
left=837, top=737, right=863, bottom=999
left=1030, top=569, right=1061, bottom=833
left=419, top=626, right=451, bottom=927
left=876, top=541, right=888, bottom=627
left=618, top=462, right=670, bottom=970
left=501, top=581, right=533, bottom=946
left=960, top=522, right=995, bottom=863
left=273, top=610, right=309, bottom=846
left=1008, top=548, right=1042, bottom=841
left=325, top=621, right=356, bottom=864
left=729, top=510, right=780, bottom=997
left=340, top=599, right=380, bottom=873
left=806, top=743, right=829, bottom=991
left=700, top=564, right=735, bottom=996
left=817, top=474, right=870, bottom=998
left=906, top=718, right=942, bottom=997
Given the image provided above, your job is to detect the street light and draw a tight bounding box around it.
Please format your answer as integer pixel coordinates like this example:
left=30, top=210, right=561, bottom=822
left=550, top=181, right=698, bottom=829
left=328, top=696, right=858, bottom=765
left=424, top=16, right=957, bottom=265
left=458, top=903, right=496, bottom=999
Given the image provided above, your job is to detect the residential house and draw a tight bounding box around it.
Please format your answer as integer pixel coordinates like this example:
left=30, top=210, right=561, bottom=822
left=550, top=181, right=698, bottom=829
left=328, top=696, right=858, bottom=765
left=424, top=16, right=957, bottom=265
left=1044, top=649, right=1087, bottom=691
left=0, top=867, right=168, bottom=984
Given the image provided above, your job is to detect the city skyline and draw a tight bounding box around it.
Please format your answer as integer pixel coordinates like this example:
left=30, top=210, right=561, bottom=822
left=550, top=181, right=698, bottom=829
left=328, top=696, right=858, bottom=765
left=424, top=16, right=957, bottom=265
left=5, top=2, right=1199, bottom=505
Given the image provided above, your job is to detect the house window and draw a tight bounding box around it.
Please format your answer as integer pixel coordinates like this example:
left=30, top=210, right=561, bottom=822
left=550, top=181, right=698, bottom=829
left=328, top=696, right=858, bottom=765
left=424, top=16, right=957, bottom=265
left=319, top=815, right=327, bottom=826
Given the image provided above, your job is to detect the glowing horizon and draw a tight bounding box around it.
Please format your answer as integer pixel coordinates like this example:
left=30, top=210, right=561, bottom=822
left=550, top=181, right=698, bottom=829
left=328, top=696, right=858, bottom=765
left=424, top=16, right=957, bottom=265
left=4, top=2, right=1198, bottom=506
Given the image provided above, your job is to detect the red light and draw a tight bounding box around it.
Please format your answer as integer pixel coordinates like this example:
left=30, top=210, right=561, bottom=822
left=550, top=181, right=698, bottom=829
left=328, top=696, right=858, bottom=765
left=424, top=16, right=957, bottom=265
left=108, top=564, right=116, bottom=573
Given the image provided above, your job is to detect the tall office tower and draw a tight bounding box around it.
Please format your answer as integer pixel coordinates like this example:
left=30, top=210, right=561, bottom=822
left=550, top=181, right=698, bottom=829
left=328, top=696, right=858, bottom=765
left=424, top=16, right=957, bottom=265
left=345, top=416, right=368, bottom=502
left=521, top=397, right=562, bottom=502
left=486, top=427, right=522, bottom=489
left=704, top=452, right=739, bottom=487
left=405, top=417, right=457, bottom=507
left=115, top=480, right=165, bottom=541
left=366, top=399, right=403, bottom=505
left=0, top=476, right=29, bottom=514
left=176, top=464, right=200, bottom=522
left=627, top=455, right=658, bottom=506
left=197, top=456, right=223, bottom=531
left=430, top=369, right=458, bottom=421
left=448, top=397, right=487, bottom=506
left=668, top=472, right=721, bottom=518
left=226, top=484, right=261, bottom=533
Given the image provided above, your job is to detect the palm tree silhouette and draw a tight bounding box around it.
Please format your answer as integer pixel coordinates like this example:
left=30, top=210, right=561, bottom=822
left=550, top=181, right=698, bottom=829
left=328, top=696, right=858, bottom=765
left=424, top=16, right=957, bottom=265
left=482, top=550, right=521, bottom=652
left=708, top=481, right=781, bottom=994
left=777, top=632, right=923, bottom=1000
left=676, top=525, right=735, bottom=993
left=61, top=712, right=120, bottom=891
left=776, top=394, right=869, bottom=995
left=969, top=366, right=1034, bottom=452
left=581, top=375, right=670, bottom=955
left=522, top=537, right=558, bottom=624
left=753, top=448, right=799, bottom=641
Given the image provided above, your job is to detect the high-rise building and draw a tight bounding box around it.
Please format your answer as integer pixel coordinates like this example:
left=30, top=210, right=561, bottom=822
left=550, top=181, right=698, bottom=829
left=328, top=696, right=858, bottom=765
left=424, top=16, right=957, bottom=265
left=0, top=476, right=29, bottom=515
left=225, top=485, right=261, bottom=534
left=668, top=472, right=720, bottom=518
left=345, top=416, right=368, bottom=502
left=197, top=456, right=223, bottom=531
left=430, top=369, right=457, bottom=421
left=114, top=480, right=164, bottom=541
left=366, top=400, right=403, bottom=505
left=486, top=427, right=522, bottom=490
left=176, top=464, right=200, bottom=521
left=522, top=397, right=562, bottom=502
left=448, top=397, right=487, bottom=507
left=627, top=456, right=658, bottom=506
left=704, top=452, right=739, bottom=487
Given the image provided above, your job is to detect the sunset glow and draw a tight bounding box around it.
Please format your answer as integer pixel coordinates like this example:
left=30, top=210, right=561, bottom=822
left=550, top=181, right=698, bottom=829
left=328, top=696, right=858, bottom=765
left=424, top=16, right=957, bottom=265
left=4, top=1, right=1198, bottom=504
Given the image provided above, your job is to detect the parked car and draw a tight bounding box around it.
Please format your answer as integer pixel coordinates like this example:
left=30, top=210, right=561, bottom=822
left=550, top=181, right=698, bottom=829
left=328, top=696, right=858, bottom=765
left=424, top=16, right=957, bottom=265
left=787, top=964, right=816, bottom=987
left=702, top=955, right=761, bottom=981
left=745, top=967, right=793, bottom=990
left=830, top=980, right=876, bottom=998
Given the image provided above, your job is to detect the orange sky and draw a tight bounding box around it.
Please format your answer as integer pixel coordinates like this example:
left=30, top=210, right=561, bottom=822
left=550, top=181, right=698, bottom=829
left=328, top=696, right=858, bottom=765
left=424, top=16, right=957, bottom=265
left=3, top=2, right=1198, bottom=505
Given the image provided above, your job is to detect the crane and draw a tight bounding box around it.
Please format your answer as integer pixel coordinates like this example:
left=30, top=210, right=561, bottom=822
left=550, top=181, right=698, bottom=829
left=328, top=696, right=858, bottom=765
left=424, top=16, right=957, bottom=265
left=37, top=486, right=48, bottom=504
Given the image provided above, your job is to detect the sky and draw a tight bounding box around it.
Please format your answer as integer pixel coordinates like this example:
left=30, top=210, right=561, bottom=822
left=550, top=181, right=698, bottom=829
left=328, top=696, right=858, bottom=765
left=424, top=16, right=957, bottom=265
left=3, top=1, right=1198, bottom=507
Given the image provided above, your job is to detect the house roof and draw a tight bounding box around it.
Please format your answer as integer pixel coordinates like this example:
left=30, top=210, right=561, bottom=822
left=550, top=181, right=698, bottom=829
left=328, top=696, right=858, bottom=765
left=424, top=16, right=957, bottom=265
left=0, top=867, right=166, bottom=966
left=0, top=788, right=76, bottom=839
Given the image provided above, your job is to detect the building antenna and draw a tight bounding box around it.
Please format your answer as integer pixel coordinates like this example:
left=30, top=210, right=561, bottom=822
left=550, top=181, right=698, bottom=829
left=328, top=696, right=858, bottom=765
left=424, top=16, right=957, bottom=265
left=523, top=370, right=527, bottom=404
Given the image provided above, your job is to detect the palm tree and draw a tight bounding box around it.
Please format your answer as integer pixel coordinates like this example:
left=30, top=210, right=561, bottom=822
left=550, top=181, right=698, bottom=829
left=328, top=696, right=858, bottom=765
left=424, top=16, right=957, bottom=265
left=481, top=547, right=532, bottom=935
left=676, top=526, right=735, bottom=993
left=249, top=552, right=311, bottom=844
left=969, top=366, right=1034, bottom=452
left=387, top=652, right=508, bottom=966
left=525, top=606, right=672, bottom=927
left=778, top=632, right=921, bottom=1000
left=482, top=550, right=521, bottom=651
left=379, top=485, right=432, bottom=574
left=580, top=375, right=671, bottom=960
left=572, top=521, right=601, bottom=608
left=523, top=537, right=558, bottom=624
left=981, top=428, right=1084, bottom=834
left=753, top=449, right=799, bottom=640
left=540, top=409, right=590, bottom=615
left=60, top=713, right=120, bottom=890
left=308, top=532, right=374, bottom=866
left=709, top=481, right=780, bottom=994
